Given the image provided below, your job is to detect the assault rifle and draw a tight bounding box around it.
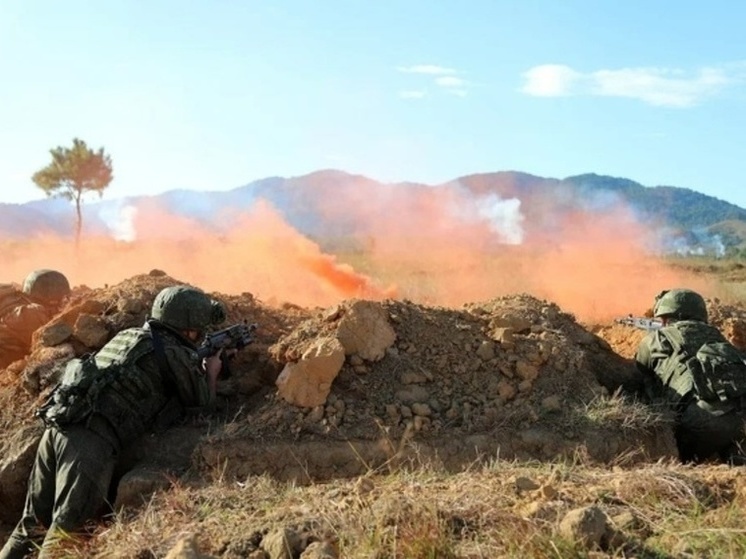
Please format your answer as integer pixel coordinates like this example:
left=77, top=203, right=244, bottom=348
left=198, top=322, right=258, bottom=378
left=614, top=316, right=662, bottom=331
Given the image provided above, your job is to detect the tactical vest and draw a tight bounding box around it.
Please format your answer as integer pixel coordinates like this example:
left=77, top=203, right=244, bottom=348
left=93, top=327, right=176, bottom=447
left=656, top=321, right=746, bottom=404
left=40, top=326, right=175, bottom=448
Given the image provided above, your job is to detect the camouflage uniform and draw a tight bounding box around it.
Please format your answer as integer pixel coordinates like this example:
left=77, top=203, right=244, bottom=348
left=0, top=286, right=54, bottom=369
left=0, top=271, right=70, bottom=370
left=636, top=290, right=746, bottom=463
left=0, top=286, right=220, bottom=559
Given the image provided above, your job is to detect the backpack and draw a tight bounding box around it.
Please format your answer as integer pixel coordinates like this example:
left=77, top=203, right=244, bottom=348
left=37, top=353, right=115, bottom=427
left=662, top=324, right=746, bottom=404
left=37, top=326, right=169, bottom=428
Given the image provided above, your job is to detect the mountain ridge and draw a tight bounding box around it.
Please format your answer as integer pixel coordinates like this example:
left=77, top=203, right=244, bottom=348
left=2, top=169, right=744, bottom=253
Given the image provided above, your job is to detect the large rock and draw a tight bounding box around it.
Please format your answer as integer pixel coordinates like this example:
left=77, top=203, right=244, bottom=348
left=73, top=313, right=110, bottom=349
left=276, top=337, right=345, bottom=407
left=336, top=300, right=396, bottom=361
left=36, top=321, right=73, bottom=347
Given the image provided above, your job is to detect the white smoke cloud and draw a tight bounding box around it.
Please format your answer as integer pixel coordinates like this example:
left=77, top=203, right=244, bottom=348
left=99, top=203, right=138, bottom=241
left=476, top=194, right=524, bottom=244
left=658, top=229, right=727, bottom=257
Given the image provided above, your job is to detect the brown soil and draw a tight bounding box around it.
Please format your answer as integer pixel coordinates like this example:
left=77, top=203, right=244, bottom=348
left=3, top=270, right=746, bottom=522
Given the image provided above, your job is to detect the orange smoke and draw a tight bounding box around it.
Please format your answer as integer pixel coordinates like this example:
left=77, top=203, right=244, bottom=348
left=0, top=186, right=713, bottom=322
left=0, top=199, right=394, bottom=308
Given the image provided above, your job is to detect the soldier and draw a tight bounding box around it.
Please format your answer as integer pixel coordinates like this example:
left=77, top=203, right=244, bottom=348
left=0, top=269, right=71, bottom=369
left=0, top=285, right=227, bottom=559
left=635, top=288, right=746, bottom=464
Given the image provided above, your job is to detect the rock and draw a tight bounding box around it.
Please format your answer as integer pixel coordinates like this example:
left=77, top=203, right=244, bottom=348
left=476, top=341, right=496, bottom=361
left=74, top=313, right=110, bottom=349
left=300, top=541, right=338, bottom=559
left=515, top=361, right=539, bottom=381
left=395, top=385, right=430, bottom=404
left=541, top=395, right=563, bottom=412
left=540, top=484, right=559, bottom=499
left=118, top=297, right=144, bottom=314
left=37, top=322, right=73, bottom=347
left=400, top=371, right=429, bottom=384
left=276, top=337, right=345, bottom=407
left=411, top=402, right=431, bottom=417
left=490, top=327, right=516, bottom=346
left=491, top=316, right=532, bottom=333
left=514, top=476, right=540, bottom=492
left=497, top=380, right=517, bottom=401
left=336, top=300, right=396, bottom=361
left=558, top=505, right=611, bottom=549
left=114, top=467, right=172, bottom=510
left=262, top=527, right=302, bottom=559
left=164, top=534, right=214, bottom=559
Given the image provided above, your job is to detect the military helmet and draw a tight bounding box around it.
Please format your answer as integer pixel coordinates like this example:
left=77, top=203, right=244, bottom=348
left=653, top=289, right=708, bottom=323
left=22, top=269, right=71, bottom=304
left=151, top=285, right=226, bottom=331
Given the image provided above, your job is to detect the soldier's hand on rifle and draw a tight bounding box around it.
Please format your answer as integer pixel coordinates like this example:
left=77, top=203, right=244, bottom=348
left=203, top=348, right=224, bottom=382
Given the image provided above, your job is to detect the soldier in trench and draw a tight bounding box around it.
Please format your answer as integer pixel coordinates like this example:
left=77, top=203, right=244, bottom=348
left=0, top=285, right=227, bottom=559
left=635, top=288, right=746, bottom=464
left=0, top=269, right=71, bottom=369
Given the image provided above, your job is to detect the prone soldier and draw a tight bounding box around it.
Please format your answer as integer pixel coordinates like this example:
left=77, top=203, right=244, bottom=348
left=0, top=269, right=70, bottom=369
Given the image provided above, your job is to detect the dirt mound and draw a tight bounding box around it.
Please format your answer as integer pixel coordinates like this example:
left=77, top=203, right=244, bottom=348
left=197, top=294, right=675, bottom=482
left=13, top=273, right=746, bottom=514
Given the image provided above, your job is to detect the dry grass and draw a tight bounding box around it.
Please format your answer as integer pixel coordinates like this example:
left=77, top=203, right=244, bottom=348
left=580, top=390, right=675, bottom=432
left=41, top=454, right=746, bottom=559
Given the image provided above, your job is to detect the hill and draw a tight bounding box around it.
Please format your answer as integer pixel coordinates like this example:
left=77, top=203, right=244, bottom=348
left=2, top=170, right=745, bottom=254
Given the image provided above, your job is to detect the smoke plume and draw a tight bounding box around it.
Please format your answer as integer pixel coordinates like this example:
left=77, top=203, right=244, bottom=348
left=1, top=177, right=713, bottom=322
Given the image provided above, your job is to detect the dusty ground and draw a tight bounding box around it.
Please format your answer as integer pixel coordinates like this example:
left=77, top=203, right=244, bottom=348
left=2, top=266, right=746, bottom=557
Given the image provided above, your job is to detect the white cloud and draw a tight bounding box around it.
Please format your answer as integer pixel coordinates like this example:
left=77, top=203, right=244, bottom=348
left=399, top=90, right=427, bottom=99
left=591, top=67, right=728, bottom=108
left=398, top=64, right=473, bottom=99
left=521, top=63, right=730, bottom=107
left=435, top=76, right=468, bottom=88
left=521, top=64, right=582, bottom=97
left=397, top=64, right=456, bottom=75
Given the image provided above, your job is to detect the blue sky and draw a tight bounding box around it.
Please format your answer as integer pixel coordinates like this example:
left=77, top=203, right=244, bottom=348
left=1, top=0, right=745, bottom=208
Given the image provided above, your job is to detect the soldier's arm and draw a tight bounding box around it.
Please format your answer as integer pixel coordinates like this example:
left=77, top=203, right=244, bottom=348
left=4, top=303, right=50, bottom=345
left=162, top=345, right=215, bottom=411
left=635, top=331, right=673, bottom=401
